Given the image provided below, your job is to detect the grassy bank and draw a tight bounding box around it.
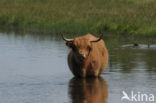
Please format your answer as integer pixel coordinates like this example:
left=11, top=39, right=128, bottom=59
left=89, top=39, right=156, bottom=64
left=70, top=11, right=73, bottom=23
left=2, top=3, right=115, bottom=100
left=0, top=0, right=156, bottom=36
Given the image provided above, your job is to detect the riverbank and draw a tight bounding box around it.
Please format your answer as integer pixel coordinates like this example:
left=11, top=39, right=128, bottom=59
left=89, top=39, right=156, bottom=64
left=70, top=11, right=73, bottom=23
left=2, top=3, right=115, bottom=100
left=0, top=0, right=156, bottom=36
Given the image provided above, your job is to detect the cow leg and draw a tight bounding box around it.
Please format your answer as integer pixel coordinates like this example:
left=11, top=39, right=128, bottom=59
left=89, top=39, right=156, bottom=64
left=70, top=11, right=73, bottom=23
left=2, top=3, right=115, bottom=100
left=81, top=69, right=86, bottom=78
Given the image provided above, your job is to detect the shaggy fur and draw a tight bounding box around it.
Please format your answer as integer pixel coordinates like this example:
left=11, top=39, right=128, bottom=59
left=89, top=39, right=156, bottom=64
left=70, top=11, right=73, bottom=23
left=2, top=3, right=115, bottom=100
left=66, top=34, right=108, bottom=77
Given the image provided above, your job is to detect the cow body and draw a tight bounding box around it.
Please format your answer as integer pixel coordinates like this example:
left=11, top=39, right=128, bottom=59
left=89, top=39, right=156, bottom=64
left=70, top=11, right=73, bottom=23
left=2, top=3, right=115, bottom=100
left=65, top=34, right=108, bottom=77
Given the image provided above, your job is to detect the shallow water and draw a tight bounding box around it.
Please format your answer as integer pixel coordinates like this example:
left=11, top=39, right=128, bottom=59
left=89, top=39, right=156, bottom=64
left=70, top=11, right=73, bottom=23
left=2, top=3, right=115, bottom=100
left=0, top=32, right=156, bottom=103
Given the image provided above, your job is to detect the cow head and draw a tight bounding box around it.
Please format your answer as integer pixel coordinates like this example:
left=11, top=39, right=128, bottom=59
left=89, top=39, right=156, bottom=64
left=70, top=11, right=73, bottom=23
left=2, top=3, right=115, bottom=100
left=62, top=34, right=103, bottom=61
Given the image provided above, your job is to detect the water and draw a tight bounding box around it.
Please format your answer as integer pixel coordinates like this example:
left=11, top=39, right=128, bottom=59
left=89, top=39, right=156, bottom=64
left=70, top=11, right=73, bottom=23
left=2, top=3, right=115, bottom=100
left=0, top=32, right=156, bottom=103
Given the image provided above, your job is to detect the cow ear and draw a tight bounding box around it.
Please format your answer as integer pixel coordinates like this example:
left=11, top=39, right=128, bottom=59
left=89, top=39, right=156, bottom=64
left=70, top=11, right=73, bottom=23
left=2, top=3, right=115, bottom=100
left=66, top=41, right=73, bottom=48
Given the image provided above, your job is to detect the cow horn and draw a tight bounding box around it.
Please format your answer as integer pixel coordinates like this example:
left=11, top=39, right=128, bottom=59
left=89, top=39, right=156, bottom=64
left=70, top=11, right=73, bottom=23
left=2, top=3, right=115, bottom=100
left=90, top=34, right=103, bottom=42
left=61, top=34, right=74, bottom=42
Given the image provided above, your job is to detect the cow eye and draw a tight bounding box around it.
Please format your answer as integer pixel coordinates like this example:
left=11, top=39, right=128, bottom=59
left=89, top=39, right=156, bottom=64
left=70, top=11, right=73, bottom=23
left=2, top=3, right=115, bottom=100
left=87, top=46, right=92, bottom=51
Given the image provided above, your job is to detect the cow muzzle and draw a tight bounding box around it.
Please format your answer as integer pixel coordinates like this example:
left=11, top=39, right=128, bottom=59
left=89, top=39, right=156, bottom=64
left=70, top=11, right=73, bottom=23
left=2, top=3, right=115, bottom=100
left=79, top=52, right=87, bottom=60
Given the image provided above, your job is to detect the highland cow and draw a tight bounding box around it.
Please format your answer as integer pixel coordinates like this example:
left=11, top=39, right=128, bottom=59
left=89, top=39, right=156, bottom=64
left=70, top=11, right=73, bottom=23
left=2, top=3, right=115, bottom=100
left=62, top=34, right=108, bottom=77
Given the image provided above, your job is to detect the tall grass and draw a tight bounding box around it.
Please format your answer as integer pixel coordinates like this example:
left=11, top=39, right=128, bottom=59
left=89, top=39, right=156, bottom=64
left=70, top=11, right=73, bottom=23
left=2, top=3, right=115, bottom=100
left=0, top=0, right=156, bottom=36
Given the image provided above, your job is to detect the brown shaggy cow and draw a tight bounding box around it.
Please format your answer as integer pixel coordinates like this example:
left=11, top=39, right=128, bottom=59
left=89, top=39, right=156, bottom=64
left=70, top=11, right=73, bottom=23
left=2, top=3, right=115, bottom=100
left=62, top=34, right=108, bottom=77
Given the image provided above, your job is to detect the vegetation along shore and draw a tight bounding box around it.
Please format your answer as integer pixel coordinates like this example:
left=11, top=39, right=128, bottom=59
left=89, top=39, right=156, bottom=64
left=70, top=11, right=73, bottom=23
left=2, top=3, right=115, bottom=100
left=0, top=0, right=156, bottom=36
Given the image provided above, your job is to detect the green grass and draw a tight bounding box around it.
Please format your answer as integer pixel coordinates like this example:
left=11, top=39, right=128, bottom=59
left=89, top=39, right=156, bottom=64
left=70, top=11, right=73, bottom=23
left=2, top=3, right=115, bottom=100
left=0, top=0, right=156, bottom=36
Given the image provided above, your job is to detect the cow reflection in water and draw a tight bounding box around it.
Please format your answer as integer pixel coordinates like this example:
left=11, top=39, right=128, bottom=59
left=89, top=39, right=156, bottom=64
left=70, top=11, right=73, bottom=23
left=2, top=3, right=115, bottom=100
left=68, top=77, right=108, bottom=103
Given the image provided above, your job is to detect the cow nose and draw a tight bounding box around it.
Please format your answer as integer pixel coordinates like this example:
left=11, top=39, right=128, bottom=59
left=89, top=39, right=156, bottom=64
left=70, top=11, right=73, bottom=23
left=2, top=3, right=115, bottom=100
left=79, top=52, right=86, bottom=59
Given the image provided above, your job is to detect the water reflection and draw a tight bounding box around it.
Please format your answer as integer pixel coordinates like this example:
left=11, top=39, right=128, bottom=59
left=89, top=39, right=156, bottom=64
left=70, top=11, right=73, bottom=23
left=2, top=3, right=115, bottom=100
left=68, top=77, right=108, bottom=103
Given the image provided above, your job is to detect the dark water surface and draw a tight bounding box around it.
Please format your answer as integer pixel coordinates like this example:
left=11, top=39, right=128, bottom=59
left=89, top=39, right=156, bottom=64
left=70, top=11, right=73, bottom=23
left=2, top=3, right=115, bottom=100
left=0, top=32, right=156, bottom=103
